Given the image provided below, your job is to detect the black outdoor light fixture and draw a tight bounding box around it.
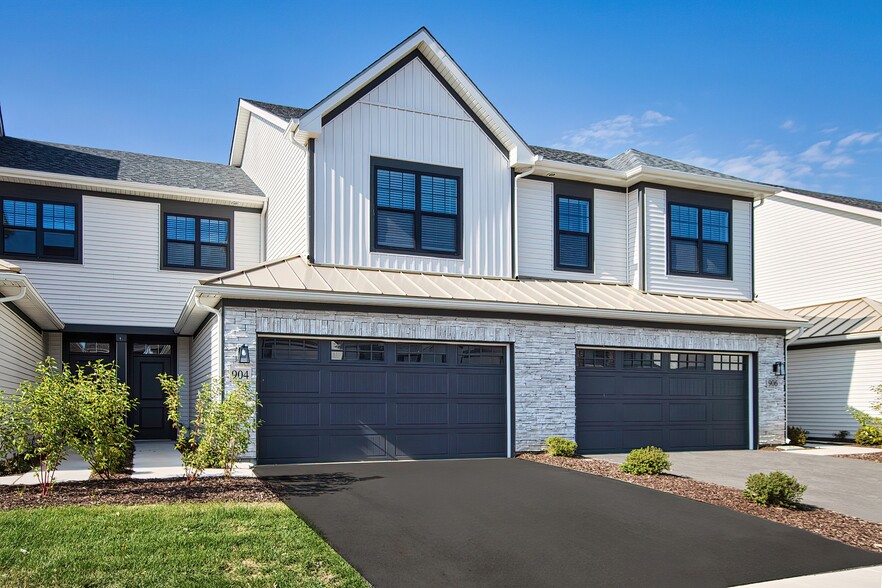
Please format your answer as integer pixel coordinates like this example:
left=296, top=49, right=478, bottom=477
left=773, top=361, right=785, bottom=377
left=237, top=344, right=251, bottom=364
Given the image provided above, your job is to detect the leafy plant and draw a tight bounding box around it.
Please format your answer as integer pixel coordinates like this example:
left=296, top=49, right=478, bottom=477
left=14, top=360, right=78, bottom=496
left=848, top=407, right=882, bottom=446
left=69, top=361, right=137, bottom=479
left=744, top=471, right=806, bottom=508
left=0, top=393, right=34, bottom=476
left=787, top=426, right=808, bottom=446
left=620, top=446, right=671, bottom=475
left=832, top=430, right=850, bottom=442
left=160, top=374, right=203, bottom=484
left=545, top=436, right=577, bottom=458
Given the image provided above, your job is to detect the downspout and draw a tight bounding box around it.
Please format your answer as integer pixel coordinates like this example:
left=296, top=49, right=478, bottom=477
left=259, top=198, right=268, bottom=263
left=194, top=295, right=223, bottom=385
left=640, top=187, right=648, bottom=292
left=0, top=286, right=26, bottom=304
left=512, top=155, right=540, bottom=279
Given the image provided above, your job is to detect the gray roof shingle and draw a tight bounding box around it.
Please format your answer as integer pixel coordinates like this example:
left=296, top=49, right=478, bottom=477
left=242, top=99, right=309, bottom=122
left=0, top=136, right=263, bottom=196
left=782, top=186, right=882, bottom=213
left=529, top=145, right=612, bottom=169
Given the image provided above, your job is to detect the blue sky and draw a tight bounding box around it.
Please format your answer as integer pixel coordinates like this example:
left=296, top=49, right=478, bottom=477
left=2, top=1, right=880, bottom=198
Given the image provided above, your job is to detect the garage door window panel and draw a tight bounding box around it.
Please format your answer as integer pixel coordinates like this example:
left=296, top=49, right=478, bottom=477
left=396, top=344, right=447, bottom=364
left=713, top=354, right=744, bottom=371
left=331, top=341, right=385, bottom=362
left=457, top=345, right=505, bottom=366
left=670, top=353, right=707, bottom=370
left=577, top=349, right=615, bottom=368
left=623, top=351, right=662, bottom=369
left=260, top=339, right=320, bottom=362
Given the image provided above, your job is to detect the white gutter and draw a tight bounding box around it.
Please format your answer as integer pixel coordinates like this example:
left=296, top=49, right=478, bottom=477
left=0, top=167, right=266, bottom=209
left=512, top=157, right=539, bottom=278
left=0, top=286, right=26, bottom=304
left=185, top=285, right=808, bottom=332
left=0, top=274, right=64, bottom=330
left=788, top=331, right=882, bottom=347
left=194, top=295, right=223, bottom=378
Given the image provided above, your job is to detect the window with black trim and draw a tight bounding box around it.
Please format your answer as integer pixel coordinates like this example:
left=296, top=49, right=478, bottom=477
left=164, top=214, right=229, bottom=271
left=372, top=161, right=462, bottom=257
left=576, top=349, right=615, bottom=368
left=331, top=341, right=385, bottom=362
left=396, top=343, right=448, bottom=363
left=1, top=198, right=78, bottom=261
left=260, top=339, right=319, bottom=361
left=669, top=203, right=730, bottom=277
left=68, top=341, right=112, bottom=355
left=457, top=345, right=505, bottom=366
left=555, top=195, right=592, bottom=271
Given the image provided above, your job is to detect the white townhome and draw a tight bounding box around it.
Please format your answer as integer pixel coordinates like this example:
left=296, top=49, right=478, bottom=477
left=0, top=28, right=805, bottom=464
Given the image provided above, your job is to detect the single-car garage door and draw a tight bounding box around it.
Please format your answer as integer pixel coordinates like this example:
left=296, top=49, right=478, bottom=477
left=576, top=348, right=749, bottom=453
left=257, top=338, right=508, bottom=464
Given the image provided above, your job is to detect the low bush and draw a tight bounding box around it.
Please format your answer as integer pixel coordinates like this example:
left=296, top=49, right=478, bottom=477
left=620, top=446, right=670, bottom=475
left=855, top=426, right=882, bottom=447
left=832, top=430, right=850, bottom=442
left=545, top=436, right=577, bottom=457
left=0, top=393, right=33, bottom=476
left=786, top=426, right=808, bottom=446
left=743, top=471, right=806, bottom=508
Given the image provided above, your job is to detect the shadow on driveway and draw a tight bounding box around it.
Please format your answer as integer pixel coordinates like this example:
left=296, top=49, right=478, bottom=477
left=255, top=459, right=882, bottom=588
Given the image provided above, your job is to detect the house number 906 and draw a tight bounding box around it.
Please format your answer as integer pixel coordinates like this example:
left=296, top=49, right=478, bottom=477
left=232, top=370, right=250, bottom=379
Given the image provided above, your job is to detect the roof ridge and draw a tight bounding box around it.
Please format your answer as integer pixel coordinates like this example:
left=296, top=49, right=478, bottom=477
left=787, top=296, right=880, bottom=311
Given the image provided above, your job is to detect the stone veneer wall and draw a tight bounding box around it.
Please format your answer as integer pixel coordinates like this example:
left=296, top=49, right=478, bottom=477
left=223, top=306, right=786, bottom=459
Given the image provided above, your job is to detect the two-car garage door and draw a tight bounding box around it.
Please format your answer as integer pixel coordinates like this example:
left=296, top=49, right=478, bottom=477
left=257, top=338, right=508, bottom=464
left=576, top=348, right=749, bottom=453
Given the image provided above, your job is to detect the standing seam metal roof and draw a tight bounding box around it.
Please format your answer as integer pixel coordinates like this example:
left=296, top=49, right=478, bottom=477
left=789, top=298, right=882, bottom=339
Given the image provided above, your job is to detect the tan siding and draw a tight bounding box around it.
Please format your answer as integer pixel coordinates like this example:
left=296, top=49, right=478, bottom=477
left=755, top=195, right=882, bottom=308
left=240, top=114, right=309, bottom=261
left=314, top=57, right=512, bottom=277
left=788, top=343, right=882, bottom=437
left=645, top=188, right=752, bottom=300
left=0, top=303, right=43, bottom=394
left=516, top=179, right=628, bottom=283
left=14, top=196, right=259, bottom=328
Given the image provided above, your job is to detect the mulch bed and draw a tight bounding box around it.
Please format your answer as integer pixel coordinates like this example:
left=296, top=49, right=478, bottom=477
left=519, top=453, right=882, bottom=553
left=0, top=477, right=279, bottom=511
left=833, top=452, right=882, bottom=463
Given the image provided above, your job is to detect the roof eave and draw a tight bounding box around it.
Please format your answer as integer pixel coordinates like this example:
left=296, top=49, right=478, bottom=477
left=789, top=332, right=882, bottom=347
left=0, top=273, right=65, bottom=331
left=0, top=166, right=266, bottom=208
left=174, top=284, right=806, bottom=335
left=774, top=190, right=882, bottom=220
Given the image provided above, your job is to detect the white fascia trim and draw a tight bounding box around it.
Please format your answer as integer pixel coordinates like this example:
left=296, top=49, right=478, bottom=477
left=0, top=274, right=65, bottom=330
left=0, top=167, right=266, bottom=209
left=788, top=332, right=882, bottom=347
left=239, top=100, right=291, bottom=131
left=774, top=190, right=882, bottom=221
left=181, top=285, right=807, bottom=332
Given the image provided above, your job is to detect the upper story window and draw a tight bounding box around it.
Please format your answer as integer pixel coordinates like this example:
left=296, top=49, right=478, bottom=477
left=668, top=203, right=730, bottom=278
left=555, top=195, right=592, bottom=271
left=163, top=214, right=229, bottom=271
left=1, top=198, right=78, bottom=261
left=371, top=159, right=462, bottom=258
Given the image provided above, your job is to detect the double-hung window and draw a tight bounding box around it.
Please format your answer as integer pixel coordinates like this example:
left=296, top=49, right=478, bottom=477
left=372, top=160, right=462, bottom=257
left=164, top=214, right=230, bottom=271
left=668, top=203, right=730, bottom=277
left=1, top=198, right=78, bottom=261
left=555, top=195, right=592, bottom=271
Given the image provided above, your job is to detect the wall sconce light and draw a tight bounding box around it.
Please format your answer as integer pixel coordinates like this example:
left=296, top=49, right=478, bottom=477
left=773, top=362, right=785, bottom=377
left=237, top=344, right=251, bottom=364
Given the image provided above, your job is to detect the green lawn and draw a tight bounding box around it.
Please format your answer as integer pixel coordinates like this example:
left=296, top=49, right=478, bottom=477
left=0, top=502, right=369, bottom=587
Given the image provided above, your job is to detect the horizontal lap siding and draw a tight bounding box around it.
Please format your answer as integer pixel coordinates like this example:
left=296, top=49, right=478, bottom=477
left=787, top=343, right=882, bottom=437
left=0, top=303, right=43, bottom=394
left=240, top=114, right=309, bottom=261
left=754, top=196, right=882, bottom=308
left=645, top=188, right=752, bottom=300
left=15, top=197, right=260, bottom=328
left=517, top=179, right=628, bottom=282
left=314, top=58, right=511, bottom=277
left=189, top=314, right=218, bottom=422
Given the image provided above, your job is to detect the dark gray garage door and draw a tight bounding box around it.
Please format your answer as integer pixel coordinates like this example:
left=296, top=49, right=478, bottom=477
left=576, top=349, right=749, bottom=453
left=257, top=338, right=508, bottom=464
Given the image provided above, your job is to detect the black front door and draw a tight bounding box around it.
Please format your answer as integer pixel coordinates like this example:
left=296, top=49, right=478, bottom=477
left=129, top=342, right=175, bottom=439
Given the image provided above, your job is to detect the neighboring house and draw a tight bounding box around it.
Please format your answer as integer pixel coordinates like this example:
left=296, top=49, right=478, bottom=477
left=1, top=28, right=806, bottom=464
left=755, top=188, right=882, bottom=439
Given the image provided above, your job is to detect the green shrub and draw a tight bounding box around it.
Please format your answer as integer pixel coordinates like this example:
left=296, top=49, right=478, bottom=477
left=161, top=374, right=262, bottom=482
left=545, top=436, right=577, bottom=457
left=787, top=426, right=808, bottom=446
left=744, top=471, right=806, bottom=507
left=855, top=426, right=882, bottom=446
left=0, top=393, right=34, bottom=476
left=832, top=430, right=850, bottom=442
left=70, top=361, right=137, bottom=479
left=620, top=446, right=671, bottom=475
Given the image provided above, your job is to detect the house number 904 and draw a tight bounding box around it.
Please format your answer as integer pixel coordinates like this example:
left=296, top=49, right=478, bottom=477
left=232, top=370, right=250, bottom=379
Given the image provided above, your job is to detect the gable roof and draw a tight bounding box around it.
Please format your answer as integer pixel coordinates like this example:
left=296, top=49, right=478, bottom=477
left=175, top=254, right=807, bottom=334
left=0, top=136, right=264, bottom=199
left=781, top=187, right=882, bottom=214
left=241, top=99, right=308, bottom=122
left=789, top=298, right=882, bottom=344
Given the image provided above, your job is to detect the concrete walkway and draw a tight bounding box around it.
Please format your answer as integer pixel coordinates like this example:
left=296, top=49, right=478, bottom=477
left=0, top=440, right=254, bottom=485
left=735, top=564, right=882, bottom=587
left=586, top=447, right=882, bottom=523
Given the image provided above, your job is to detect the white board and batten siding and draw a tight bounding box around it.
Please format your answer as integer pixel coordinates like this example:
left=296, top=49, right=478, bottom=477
left=0, top=303, right=44, bottom=395
left=645, top=187, right=753, bottom=300
left=314, top=57, right=512, bottom=278
left=755, top=195, right=882, bottom=309
left=517, top=178, right=629, bottom=283
left=188, top=314, right=219, bottom=423
left=788, top=342, right=882, bottom=437
left=240, top=113, right=309, bottom=261
left=13, top=196, right=260, bottom=329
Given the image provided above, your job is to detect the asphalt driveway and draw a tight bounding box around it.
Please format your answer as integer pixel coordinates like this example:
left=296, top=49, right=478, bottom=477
left=255, top=459, right=882, bottom=588
left=588, top=449, right=882, bottom=523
